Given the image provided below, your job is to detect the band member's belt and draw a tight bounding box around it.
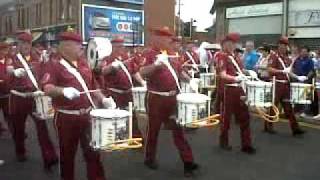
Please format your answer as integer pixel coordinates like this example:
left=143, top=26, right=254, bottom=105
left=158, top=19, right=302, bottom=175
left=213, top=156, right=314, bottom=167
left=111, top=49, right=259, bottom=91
left=108, top=88, right=131, bottom=94
left=149, top=90, right=177, bottom=96
left=275, top=80, right=289, bottom=83
left=0, top=94, right=9, bottom=99
left=10, top=90, right=34, bottom=98
left=57, top=107, right=92, bottom=116
left=225, top=83, right=241, bottom=87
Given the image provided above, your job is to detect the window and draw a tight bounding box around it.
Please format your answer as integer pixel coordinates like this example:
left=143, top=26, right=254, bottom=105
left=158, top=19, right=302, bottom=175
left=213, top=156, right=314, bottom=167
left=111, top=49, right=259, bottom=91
left=5, top=16, right=13, bottom=34
left=35, top=3, right=42, bottom=26
left=59, top=0, right=73, bottom=21
left=49, top=0, right=53, bottom=24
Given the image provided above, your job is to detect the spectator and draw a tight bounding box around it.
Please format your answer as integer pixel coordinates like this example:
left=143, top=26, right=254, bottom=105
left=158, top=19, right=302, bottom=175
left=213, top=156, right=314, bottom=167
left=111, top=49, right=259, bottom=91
left=244, top=41, right=260, bottom=70
left=255, top=45, right=271, bottom=81
left=292, top=46, right=317, bottom=117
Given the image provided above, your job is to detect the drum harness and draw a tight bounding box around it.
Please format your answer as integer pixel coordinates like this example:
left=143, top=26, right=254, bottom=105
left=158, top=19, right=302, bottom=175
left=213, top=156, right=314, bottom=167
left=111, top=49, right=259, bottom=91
left=60, top=58, right=142, bottom=151
left=228, top=55, right=280, bottom=123
left=158, top=51, right=219, bottom=128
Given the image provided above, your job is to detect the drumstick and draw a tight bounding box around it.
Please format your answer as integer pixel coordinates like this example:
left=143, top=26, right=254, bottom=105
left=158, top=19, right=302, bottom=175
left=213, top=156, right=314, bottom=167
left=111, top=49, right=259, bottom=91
left=79, top=89, right=101, bottom=94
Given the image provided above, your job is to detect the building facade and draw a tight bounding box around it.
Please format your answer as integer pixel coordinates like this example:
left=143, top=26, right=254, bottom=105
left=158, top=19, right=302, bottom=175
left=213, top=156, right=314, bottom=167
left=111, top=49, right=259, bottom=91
left=0, top=0, right=175, bottom=46
left=212, top=0, right=320, bottom=49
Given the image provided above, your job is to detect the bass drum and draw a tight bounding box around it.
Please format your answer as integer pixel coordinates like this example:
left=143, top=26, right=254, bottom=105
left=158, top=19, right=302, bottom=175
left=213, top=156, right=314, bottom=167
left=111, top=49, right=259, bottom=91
left=87, top=37, right=112, bottom=69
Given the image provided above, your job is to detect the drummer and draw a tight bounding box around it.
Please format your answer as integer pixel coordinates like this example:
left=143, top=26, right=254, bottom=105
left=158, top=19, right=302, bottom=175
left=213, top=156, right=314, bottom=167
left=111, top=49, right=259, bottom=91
left=140, top=26, right=199, bottom=177
left=266, top=36, right=305, bottom=136
left=6, top=32, right=58, bottom=170
left=41, top=28, right=114, bottom=180
left=0, top=42, right=11, bottom=136
left=100, top=36, right=144, bottom=140
left=216, top=32, right=256, bottom=154
left=182, top=40, right=201, bottom=77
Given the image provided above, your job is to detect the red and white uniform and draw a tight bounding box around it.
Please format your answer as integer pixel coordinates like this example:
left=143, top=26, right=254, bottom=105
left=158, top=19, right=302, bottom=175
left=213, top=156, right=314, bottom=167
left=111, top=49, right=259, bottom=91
left=143, top=48, right=194, bottom=163
left=217, top=52, right=252, bottom=148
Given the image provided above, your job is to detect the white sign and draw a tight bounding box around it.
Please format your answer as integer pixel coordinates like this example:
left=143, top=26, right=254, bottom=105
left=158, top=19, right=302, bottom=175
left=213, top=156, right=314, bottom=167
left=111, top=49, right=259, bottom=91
left=289, top=10, right=320, bottom=27
left=226, top=2, right=283, bottom=19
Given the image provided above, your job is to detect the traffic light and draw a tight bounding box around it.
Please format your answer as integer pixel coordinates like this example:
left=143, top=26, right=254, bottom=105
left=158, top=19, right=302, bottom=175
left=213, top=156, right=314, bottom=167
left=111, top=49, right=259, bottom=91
left=183, top=22, right=191, bottom=38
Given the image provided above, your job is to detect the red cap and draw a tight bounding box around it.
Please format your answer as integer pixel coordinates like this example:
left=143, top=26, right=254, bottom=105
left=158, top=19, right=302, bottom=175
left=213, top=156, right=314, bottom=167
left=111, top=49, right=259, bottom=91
left=17, top=32, right=33, bottom=43
left=152, top=26, right=173, bottom=37
left=0, top=42, right=10, bottom=50
left=59, top=32, right=82, bottom=43
left=222, top=32, right=240, bottom=44
left=279, top=36, right=289, bottom=45
left=111, top=37, right=125, bottom=44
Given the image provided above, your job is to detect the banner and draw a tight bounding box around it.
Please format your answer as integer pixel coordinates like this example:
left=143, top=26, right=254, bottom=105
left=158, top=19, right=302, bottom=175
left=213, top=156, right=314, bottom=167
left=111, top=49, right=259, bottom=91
left=82, top=4, right=144, bottom=46
left=113, top=0, right=144, bottom=4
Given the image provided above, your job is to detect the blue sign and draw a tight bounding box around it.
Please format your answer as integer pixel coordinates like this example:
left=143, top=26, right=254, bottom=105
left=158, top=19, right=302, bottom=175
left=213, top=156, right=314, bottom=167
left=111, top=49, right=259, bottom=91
left=82, top=4, right=144, bottom=46
left=113, top=0, right=144, bottom=4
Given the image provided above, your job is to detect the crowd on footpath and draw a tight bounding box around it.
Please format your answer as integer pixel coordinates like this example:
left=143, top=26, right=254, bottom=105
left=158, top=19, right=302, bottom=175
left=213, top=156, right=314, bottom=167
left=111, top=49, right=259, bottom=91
left=0, top=27, right=319, bottom=179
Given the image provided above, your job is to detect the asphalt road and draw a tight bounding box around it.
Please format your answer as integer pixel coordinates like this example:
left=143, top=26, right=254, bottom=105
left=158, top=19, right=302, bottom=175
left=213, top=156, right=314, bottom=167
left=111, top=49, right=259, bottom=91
left=1, top=113, right=320, bottom=180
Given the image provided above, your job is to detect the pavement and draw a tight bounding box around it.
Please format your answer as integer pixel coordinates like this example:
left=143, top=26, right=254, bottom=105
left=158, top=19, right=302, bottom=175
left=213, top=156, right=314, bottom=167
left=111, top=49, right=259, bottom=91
left=0, top=112, right=320, bottom=180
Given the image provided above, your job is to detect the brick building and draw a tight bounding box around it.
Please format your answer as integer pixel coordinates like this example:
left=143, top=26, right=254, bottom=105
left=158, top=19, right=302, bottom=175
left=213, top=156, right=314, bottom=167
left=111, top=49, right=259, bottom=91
left=0, top=0, right=175, bottom=46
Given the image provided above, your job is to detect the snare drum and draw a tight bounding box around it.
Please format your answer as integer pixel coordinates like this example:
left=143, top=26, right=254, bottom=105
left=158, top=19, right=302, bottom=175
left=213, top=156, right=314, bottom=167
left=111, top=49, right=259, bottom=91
left=200, top=73, right=215, bottom=89
left=246, top=81, right=273, bottom=107
left=131, top=87, right=147, bottom=113
left=290, top=83, right=313, bottom=104
left=90, top=109, right=130, bottom=150
left=34, top=96, right=54, bottom=120
left=176, top=93, right=210, bottom=126
left=180, top=78, right=200, bottom=93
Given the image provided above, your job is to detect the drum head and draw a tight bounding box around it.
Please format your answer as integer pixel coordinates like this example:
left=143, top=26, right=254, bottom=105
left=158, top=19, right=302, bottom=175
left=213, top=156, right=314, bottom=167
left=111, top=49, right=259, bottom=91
left=177, top=93, right=210, bottom=103
left=87, top=37, right=112, bottom=69
left=90, top=109, right=130, bottom=119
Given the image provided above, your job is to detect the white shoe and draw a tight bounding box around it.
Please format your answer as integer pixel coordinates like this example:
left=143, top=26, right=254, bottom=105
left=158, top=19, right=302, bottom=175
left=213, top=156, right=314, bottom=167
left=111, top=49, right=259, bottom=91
left=299, top=113, right=307, bottom=118
left=0, top=160, right=4, bottom=166
left=312, top=114, right=320, bottom=120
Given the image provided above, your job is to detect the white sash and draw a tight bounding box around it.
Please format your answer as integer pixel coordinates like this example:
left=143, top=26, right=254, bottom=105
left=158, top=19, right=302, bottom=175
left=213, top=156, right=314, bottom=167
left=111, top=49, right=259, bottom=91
left=158, top=55, right=182, bottom=92
left=228, top=55, right=245, bottom=76
left=277, top=56, right=290, bottom=80
left=186, top=51, right=198, bottom=66
left=59, top=59, right=97, bottom=109
left=16, top=53, right=39, bottom=90
left=116, top=59, right=133, bottom=87
left=228, top=55, right=246, bottom=92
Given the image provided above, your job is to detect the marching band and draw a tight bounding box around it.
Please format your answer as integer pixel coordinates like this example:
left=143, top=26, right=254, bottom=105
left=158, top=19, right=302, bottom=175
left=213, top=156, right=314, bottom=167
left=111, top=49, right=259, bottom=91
left=0, top=26, right=317, bottom=180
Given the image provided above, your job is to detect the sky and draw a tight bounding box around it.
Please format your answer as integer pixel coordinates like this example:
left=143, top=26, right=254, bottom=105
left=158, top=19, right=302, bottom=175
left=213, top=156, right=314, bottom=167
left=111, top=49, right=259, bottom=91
left=175, top=0, right=215, bottom=32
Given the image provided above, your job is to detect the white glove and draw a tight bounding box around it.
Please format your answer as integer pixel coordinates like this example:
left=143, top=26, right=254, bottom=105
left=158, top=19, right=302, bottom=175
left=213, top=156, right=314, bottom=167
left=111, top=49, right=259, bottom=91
left=155, top=54, right=169, bottom=66
left=111, top=60, right=122, bottom=69
left=235, top=75, right=246, bottom=82
left=282, top=67, right=291, bottom=74
left=192, top=64, right=198, bottom=70
left=247, top=70, right=258, bottom=80
left=32, top=90, right=45, bottom=97
left=13, top=68, right=26, bottom=78
left=189, top=79, right=199, bottom=92
left=102, top=97, right=116, bottom=109
left=63, top=87, right=80, bottom=100
left=297, top=76, right=308, bottom=82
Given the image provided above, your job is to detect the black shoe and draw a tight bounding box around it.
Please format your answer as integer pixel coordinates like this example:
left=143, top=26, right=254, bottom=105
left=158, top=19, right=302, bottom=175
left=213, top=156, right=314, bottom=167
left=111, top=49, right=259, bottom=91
left=184, top=162, right=200, bottom=177
left=241, top=146, right=256, bottom=155
left=44, top=159, right=59, bottom=172
left=16, top=154, right=27, bottom=162
left=144, top=160, right=158, bottom=170
left=219, top=142, right=232, bottom=151
left=263, top=128, right=277, bottom=134
left=293, top=128, right=306, bottom=137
